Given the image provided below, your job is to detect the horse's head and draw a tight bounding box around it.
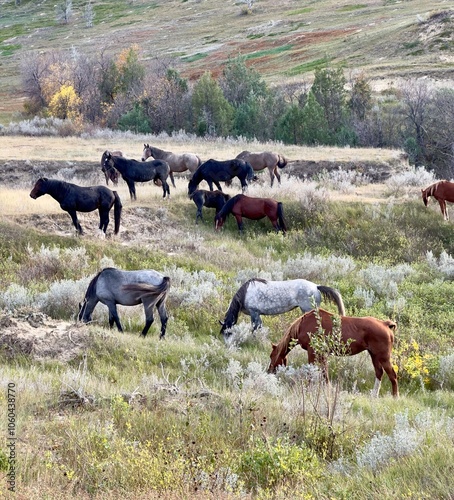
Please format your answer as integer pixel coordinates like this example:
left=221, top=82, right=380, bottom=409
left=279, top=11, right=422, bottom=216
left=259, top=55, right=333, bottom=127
left=29, top=177, right=48, bottom=199
left=142, top=144, right=151, bottom=162
left=77, top=300, right=91, bottom=323
left=219, top=317, right=235, bottom=337
left=421, top=188, right=429, bottom=206
left=188, top=179, right=198, bottom=197
left=267, top=343, right=287, bottom=374
left=215, top=214, right=225, bottom=230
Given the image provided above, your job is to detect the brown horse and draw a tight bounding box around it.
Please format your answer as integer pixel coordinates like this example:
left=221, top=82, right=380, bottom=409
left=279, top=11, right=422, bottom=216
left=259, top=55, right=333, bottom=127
left=142, top=144, right=202, bottom=188
left=421, top=180, right=454, bottom=220
left=236, top=151, right=288, bottom=187
left=215, top=194, right=287, bottom=234
left=101, top=150, right=123, bottom=185
left=268, top=308, right=398, bottom=397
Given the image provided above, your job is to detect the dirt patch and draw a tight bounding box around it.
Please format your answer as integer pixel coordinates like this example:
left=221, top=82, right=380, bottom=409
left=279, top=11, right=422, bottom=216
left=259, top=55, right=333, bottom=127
left=0, top=310, right=89, bottom=362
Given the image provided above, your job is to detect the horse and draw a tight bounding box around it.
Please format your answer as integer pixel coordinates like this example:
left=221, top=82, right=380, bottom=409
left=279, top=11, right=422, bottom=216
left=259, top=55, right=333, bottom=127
left=220, top=278, right=345, bottom=335
left=236, top=151, right=288, bottom=187
left=189, top=189, right=231, bottom=224
left=268, top=308, right=399, bottom=397
left=78, top=267, right=170, bottom=338
left=101, top=150, right=123, bottom=185
left=29, top=178, right=122, bottom=236
left=103, top=152, right=170, bottom=200
left=187, top=158, right=257, bottom=195
left=214, top=194, right=287, bottom=234
left=142, top=144, right=202, bottom=188
left=421, top=180, right=454, bottom=220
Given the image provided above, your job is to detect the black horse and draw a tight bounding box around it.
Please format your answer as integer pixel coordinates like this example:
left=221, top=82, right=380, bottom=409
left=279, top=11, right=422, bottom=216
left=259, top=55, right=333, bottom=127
left=103, top=152, right=171, bottom=200
left=30, top=178, right=122, bottom=236
left=189, top=189, right=231, bottom=224
left=187, top=158, right=257, bottom=195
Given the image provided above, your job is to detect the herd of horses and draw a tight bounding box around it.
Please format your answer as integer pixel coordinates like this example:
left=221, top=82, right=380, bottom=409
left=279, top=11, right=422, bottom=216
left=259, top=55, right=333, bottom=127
left=27, top=143, right=454, bottom=397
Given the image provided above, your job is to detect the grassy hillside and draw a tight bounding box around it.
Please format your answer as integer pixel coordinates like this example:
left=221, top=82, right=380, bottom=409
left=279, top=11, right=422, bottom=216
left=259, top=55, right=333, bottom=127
left=1, top=0, right=453, bottom=122
left=0, top=134, right=453, bottom=498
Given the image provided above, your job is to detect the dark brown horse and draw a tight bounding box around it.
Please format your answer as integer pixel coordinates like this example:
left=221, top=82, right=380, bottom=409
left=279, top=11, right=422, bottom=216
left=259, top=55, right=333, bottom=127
left=421, top=180, right=454, bottom=220
left=215, top=194, right=287, bottom=234
left=142, top=144, right=201, bottom=188
left=101, top=150, right=123, bottom=185
left=30, top=178, right=122, bottom=236
left=268, top=308, right=398, bottom=397
left=236, top=151, right=288, bottom=187
left=189, top=189, right=231, bottom=224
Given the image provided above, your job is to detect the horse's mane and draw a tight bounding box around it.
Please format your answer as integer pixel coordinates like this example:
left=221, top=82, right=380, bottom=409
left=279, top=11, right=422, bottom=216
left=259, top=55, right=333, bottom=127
left=224, top=278, right=267, bottom=324
left=424, top=180, right=447, bottom=196
left=217, top=194, right=242, bottom=219
left=84, top=269, right=109, bottom=300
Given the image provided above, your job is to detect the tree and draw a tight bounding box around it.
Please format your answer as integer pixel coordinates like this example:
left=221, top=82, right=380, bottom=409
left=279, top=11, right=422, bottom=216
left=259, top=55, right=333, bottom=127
left=301, top=91, right=330, bottom=145
left=48, top=84, right=81, bottom=120
left=192, top=72, right=234, bottom=136
left=311, top=67, right=348, bottom=141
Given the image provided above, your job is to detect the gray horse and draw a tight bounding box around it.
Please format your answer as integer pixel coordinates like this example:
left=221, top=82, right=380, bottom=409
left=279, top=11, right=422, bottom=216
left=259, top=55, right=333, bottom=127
left=220, top=278, right=345, bottom=336
left=78, top=268, right=170, bottom=338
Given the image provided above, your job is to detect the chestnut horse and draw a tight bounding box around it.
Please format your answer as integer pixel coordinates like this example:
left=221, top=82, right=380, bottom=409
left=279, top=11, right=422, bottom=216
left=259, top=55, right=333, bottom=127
left=236, top=151, right=288, bottom=187
left=215, top=194, right=287, bottom=234
left=268, top=308, right=398, bottom=397
left=421, top=180, right=454, bottom=220
left=142, top=144, right=202, bottom=188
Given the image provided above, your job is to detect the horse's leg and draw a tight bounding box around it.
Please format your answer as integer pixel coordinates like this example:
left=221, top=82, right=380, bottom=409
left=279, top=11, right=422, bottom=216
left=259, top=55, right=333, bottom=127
left=163, top=179, right=170, bottom=199
left=126, top=180, right=136, bottom=200
left=438, top=199, right=448, bottom=220
left=307, top=347, right=329, bottom=383
left=98, top=208, right=109, bottom=235
left=370, top=353, right=399, bottom=397
left=106, top=302, right=123, bottom=332
left=213, top=180, right=223, bottom=191
left=196, top=201, right=203, bottom=224
left=273, top=166, right=281, bottom=185
left=67, top=209, right=83, bottom=235
left=368, top=352, right=385, bottom=397
left=269, top=167, right=275, bottom=187
left=235, top=215, right=244, bottom=233
left=250, top=311, right=263, bottom=332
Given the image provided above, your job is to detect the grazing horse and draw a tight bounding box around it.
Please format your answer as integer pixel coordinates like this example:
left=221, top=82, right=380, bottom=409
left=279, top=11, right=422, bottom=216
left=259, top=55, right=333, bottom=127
left=103, top=152, right=170, bottom=200
left=421, top=180, right=454, bottom=220
left=29, top=178, right=122, bottom=236
left=215, top=194, right=287, bottom=234
left=187, top=159, right=257, bottom=194
left=78, top=268, right=170, bottom=338
left=101, top=150, right=123, bottom=185
left=189, top=189, right=231, bottom=224
left=142, top=144, right=202, bottom=188
left=268, top=308, right=399, bottom=397
left=220, top=278, right=345, bottom=335
left=236, top=151, right=288, bottom=187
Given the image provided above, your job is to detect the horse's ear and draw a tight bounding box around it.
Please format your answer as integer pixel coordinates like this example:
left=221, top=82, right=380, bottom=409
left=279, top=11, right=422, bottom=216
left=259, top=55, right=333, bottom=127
left=271, top=343, right=277, bottom=348
left=219, top=320, right=224, bottom=326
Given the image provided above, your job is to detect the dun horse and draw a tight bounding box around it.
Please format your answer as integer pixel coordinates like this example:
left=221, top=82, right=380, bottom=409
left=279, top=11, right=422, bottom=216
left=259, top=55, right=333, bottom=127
left=103, top=152, right=170, bottom=200
left=236, top=151, right=288, bottom=187
left=189, top=189, right=231, bottom=224
left=78, top=268, right=170, bottom=338
left=142, top=144, right=201, bottom=188
left=268, top=308, right=399, bottom=397
left=30, top=178, right=122, bottom=236
left=421, top=180, right=454, bottom=220
left=215, top=194, right=287, bottom=234
left=220, top=278, right=345, bottom=335
left=188, top=159, right=257, bottom=194
left=101, top=150, right=123, bottom=185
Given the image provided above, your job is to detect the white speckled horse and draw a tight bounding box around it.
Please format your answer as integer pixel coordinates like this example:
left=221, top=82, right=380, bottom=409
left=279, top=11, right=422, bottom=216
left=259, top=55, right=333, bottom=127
left=219, top=278, right=345, bottom=336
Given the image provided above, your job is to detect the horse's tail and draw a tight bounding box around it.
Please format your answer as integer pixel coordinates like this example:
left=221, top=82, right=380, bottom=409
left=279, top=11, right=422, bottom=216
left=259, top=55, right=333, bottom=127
left=317, top=286, right=346, bottom=316
left=196, top=155, right=202, bottom=167
left=122, top=276, right=170, bottom=302
left=277, top=155, right=288, bottom=168
left=113, top=191, right=122, bottom=235
left=277, top=202, right=287, bottom=234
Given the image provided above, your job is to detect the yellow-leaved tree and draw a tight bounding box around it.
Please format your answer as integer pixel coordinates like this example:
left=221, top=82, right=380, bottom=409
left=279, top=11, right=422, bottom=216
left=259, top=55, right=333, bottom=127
left=48, top=84, right=81, bottom=120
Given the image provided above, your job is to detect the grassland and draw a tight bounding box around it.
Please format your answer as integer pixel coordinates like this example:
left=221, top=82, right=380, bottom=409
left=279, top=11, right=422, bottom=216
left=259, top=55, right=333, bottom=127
left=0, top=134, right=453, bottom=498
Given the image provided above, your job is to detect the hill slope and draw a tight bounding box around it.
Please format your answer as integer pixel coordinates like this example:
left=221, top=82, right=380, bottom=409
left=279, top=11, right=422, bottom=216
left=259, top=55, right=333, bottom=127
left=1, top=0, right=453, bottom=121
